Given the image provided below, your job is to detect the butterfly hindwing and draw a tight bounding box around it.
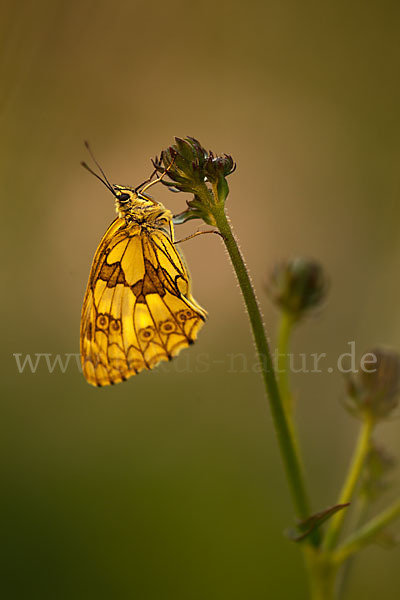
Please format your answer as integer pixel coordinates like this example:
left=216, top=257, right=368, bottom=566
left=80, top=218, right=206, bottom=386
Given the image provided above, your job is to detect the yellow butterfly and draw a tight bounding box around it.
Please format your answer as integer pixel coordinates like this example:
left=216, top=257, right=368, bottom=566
left=80, top=148, right=206, bottom=386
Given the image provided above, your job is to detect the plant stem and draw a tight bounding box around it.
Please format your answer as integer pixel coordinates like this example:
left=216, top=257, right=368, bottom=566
left=336, top=495, right=369, bottom=599
left=323, top=416, right=374, bottom=550
left=304, top=547, right=338, bottom=600
left=334, top=498, right=400, bottom=564
left=277, top=311, right=296, bottom=417
left=212, top=206, right=314, bottom=530
left=276, top=311, right=300, bottom=449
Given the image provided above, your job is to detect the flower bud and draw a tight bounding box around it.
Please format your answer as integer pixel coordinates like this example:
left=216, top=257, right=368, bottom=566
left=153, top=137, right=235, bottom=225
left=347, top=348, right=400, bottom=421
left=267, top=258, right=327, bottom=321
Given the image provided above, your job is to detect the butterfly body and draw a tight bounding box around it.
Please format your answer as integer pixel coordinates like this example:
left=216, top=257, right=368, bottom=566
left=80, top=184, right=206, bottom=387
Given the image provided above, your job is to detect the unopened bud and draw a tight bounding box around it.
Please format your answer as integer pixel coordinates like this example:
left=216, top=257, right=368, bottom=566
left=347, top=348, right=400, bottom=421
left=267, top=258, right=327, bottom=321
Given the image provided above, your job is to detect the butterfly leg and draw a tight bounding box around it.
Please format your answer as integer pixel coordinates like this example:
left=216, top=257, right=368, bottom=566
left=174, top=229, right=224, bottom=244
left=134, top=169, right=159, bottom=194
left=169, top=221, right=175, bottom=243
left=137, top=155, right=177, bottom=198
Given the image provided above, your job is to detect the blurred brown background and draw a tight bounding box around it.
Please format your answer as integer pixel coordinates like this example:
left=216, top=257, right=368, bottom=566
left=1, top=0, right=400, bottom=598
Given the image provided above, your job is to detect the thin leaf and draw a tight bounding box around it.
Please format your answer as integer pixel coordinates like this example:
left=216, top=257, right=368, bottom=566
left=286, top=503, right=351, bottom=543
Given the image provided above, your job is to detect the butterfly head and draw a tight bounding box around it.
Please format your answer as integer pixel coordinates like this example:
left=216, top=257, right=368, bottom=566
left=81, top=142, right=169, bottom=224
left=113, top=185, right=143, bottom=218
left=113, top=185, right=136, bottom=206
left=114, top=188, right=132, bottom=204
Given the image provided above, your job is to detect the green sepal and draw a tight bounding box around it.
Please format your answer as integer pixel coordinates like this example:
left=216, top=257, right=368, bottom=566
left=173, top=209, right=203, bottom=225
left=216, top=176, right=230, bottom=205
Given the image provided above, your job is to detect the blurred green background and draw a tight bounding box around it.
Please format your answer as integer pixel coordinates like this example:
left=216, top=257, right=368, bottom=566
left=2, top=1, right=400, bottom=598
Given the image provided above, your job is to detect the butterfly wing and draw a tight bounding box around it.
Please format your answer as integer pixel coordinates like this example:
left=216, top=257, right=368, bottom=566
left=80, top=218, right=206, bottom=386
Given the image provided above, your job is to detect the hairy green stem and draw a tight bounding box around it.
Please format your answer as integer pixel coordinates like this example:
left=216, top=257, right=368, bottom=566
left=334, top=498, right=400, bottom=564
left=213, top=206, right=314, bottom=531
left=323, top=416, right=374, bottom=551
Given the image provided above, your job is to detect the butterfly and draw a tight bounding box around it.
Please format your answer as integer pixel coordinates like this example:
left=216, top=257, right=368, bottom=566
left=80, top=146, right=206, bottom=387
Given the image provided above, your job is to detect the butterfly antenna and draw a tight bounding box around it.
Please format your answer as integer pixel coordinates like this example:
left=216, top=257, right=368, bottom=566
left=82, top=141, right=117, bottom=196
left=80, top=161, right=114, bottom=194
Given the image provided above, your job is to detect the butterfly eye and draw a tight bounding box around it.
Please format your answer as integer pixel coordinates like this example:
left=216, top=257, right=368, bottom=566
left=118, top=193, right=130, bottom=202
